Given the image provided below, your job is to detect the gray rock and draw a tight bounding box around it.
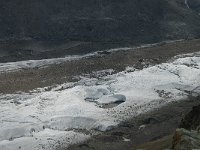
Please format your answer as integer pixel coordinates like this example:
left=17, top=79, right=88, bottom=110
left=172, top=128, right=200, bottom=150
left=179, top=100, right=200, bottom=130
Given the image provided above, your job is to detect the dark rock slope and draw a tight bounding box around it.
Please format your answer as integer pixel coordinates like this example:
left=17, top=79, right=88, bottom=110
left=172, top=101, right=200, bottom=149
left=179, top=102, right=200, bottom=130
left=188, top=0, right=200, bottom=12
left=0, top=0, right=200, bottom=42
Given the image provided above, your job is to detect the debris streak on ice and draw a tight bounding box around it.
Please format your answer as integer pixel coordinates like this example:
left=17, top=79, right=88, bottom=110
left=0, top=39, right=183, bottom=73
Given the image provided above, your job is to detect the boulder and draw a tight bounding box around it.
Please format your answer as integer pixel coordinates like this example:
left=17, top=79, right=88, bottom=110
left=172, top=128, right=200, bottom=150
left=179, top=101, right=200, bottom=130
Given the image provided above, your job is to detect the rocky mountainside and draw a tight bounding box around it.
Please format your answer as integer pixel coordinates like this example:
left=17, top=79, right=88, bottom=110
left=0, top=0, right=200, bottom=43
left=188, top=0, right=200, bottom=12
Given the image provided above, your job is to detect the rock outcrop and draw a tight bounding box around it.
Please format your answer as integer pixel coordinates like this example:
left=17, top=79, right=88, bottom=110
left=179, top=101, right=200, bottom=130
left=172, top=101, right=200, bottom=149
left=172, top=128, right=200, bottom=149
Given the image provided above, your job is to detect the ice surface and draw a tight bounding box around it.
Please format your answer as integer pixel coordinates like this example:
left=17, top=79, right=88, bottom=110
left=0, top=129, right=89, bottom=150
left=0, top=51, right=200, bottom=149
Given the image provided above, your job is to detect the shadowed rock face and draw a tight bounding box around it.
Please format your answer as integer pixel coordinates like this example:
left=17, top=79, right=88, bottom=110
left=188, top=0, right=200, bottom=12
left=179, top=97, right=200, bottom=130
left=172, top=97, right=200, bottom=150
left=172, top=128, right=200, bottom=150
left=0, top=0, right=200, bottom=42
